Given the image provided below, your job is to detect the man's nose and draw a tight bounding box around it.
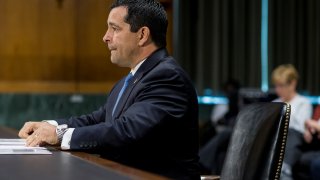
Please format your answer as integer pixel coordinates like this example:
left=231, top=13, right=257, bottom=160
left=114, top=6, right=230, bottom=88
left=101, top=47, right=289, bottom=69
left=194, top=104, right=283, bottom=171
left=102, top=31, right=110, bottom=43
left=102, top=33, right=108, bottom=43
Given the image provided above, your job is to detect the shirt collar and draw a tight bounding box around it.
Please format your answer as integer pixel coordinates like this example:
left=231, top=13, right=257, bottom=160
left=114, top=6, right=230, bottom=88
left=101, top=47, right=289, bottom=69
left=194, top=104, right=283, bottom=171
left=130, top=58, right=146, bottom=76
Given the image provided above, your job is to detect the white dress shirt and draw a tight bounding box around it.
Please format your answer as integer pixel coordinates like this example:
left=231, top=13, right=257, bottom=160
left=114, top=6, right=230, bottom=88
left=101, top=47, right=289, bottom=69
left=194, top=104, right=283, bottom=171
left=273, top=94, right=312, bottom=134
left=46, top=59, right=146, bottom=150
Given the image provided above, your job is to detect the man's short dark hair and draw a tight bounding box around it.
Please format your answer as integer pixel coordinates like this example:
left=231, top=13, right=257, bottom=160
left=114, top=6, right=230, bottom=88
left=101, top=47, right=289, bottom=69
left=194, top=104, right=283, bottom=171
left=111, top=0, right=168, bottom=48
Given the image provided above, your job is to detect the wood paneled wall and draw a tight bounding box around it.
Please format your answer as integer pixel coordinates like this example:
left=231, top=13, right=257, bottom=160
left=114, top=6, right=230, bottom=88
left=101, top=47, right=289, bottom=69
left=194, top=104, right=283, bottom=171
left=0, top=0, right=172, bottom=93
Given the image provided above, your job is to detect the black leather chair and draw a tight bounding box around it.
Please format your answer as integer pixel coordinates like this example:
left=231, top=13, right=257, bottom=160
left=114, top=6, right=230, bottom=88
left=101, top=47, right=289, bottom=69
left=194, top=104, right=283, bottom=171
left=202, top=102, right=291, bottom=180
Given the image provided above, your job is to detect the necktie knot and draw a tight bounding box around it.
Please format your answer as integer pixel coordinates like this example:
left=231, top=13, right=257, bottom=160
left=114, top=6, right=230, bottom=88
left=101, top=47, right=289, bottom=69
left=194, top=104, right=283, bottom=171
left=124, top=73, right=133, bottom=84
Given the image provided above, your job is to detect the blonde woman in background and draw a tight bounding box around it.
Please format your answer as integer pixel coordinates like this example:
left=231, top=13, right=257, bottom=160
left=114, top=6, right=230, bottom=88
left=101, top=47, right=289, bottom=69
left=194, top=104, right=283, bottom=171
left=272, top=64, right=312, bottom=180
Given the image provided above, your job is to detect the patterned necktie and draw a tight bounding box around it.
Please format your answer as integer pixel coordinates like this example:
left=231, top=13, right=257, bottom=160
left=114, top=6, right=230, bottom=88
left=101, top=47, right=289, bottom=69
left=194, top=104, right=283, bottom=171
left=112, top=73, right=133, bottom=116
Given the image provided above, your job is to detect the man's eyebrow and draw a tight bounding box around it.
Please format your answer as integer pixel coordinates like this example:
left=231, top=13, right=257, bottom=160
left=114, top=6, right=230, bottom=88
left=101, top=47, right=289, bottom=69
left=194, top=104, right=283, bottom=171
left=108, top=22, right=120, bottom=28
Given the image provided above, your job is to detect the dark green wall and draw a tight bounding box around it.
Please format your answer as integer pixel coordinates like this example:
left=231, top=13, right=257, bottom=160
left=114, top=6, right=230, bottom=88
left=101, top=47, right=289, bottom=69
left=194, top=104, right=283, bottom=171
left=0, top=94, right=107, bottom=130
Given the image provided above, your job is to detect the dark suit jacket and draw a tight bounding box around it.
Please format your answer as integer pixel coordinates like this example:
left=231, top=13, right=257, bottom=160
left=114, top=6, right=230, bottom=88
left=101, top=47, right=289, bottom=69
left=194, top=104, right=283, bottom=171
left=56, top=48, right=200, bottom=179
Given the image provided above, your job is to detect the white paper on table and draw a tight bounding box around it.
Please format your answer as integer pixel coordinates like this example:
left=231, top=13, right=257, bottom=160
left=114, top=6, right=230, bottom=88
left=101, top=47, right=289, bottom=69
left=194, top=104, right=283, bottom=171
left=0, top=139, right=52, bottom=155
left=0, top=138, right=26, bottom=146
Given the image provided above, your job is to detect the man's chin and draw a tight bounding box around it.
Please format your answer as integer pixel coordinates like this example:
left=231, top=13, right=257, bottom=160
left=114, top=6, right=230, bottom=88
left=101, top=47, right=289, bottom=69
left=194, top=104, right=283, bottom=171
left=110, top=58, right=126, bottom=68
left=110, top=57, right=118, bottom=65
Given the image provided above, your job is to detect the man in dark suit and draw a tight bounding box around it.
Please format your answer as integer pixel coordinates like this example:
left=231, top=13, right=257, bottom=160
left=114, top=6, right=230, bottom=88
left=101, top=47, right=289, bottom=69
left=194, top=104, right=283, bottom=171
left=18, top=0, right=200, bottom=179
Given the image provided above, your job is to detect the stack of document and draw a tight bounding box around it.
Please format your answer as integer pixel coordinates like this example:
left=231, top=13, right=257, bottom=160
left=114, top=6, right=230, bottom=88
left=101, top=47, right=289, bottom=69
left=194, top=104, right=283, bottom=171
left=0, top=139, right=52, bottom=154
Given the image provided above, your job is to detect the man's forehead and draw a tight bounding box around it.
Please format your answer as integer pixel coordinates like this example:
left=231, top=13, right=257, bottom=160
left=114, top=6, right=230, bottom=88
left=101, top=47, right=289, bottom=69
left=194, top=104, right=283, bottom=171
left=108, top=6, right=127, bottom=23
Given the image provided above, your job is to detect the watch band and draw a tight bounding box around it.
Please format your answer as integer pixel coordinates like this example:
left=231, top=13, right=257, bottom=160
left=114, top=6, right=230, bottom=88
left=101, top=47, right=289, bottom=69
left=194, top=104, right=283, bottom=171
left=56, top=124, right=68, bottom=143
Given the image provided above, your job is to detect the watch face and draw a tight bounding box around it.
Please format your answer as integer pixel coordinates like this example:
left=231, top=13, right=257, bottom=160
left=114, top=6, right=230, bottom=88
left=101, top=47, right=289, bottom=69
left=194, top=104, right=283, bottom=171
left=59, top=124, right=68, bottom=129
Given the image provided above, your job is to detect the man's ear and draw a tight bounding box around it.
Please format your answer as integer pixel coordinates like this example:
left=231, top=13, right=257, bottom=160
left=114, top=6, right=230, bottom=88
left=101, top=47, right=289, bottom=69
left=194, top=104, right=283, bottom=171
left=138, top=26, right=151, bottom=46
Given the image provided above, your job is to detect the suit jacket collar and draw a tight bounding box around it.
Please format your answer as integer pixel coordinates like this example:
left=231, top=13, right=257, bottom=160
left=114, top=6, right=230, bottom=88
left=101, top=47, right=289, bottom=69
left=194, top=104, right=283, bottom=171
left=112, top=48, right=169, bottom=118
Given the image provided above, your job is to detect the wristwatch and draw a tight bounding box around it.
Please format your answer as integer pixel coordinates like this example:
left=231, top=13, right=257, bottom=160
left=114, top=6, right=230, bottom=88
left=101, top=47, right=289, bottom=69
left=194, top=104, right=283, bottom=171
left=56, top=124, right=68, bottom=142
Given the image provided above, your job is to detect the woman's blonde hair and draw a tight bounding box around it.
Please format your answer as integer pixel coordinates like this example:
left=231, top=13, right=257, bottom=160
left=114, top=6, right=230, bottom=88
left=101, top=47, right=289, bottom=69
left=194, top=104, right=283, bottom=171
left=272, top=64, right=299, bottom=84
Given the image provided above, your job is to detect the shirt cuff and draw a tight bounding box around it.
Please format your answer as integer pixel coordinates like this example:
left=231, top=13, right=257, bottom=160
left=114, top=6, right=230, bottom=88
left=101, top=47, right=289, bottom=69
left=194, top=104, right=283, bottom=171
left=61, top=128, right=75, bottom=150
left=44, top=120, right=58, bottom=127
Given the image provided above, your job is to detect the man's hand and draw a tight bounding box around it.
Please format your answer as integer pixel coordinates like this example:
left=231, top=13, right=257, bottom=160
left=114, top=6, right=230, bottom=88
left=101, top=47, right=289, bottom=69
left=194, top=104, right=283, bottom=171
left=19, top=121, right=59, bottom=147
left=18, top=121, right=46, bottom=139
left=25, top=122, right=59, bottom=147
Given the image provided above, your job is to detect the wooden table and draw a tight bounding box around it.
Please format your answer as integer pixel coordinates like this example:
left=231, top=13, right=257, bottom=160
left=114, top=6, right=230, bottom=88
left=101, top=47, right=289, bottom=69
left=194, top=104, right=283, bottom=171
left=0, top=126, right=167, bottom=180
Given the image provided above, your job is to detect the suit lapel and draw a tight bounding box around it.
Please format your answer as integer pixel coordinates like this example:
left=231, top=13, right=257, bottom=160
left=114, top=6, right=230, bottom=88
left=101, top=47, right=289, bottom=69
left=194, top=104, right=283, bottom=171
left=112, top=48, right=169, bottom=118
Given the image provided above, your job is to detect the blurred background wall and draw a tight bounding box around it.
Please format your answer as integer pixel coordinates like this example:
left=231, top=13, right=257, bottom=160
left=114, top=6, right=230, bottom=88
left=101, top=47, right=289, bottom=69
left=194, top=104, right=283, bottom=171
left=0, top=0, right=173, bottom=93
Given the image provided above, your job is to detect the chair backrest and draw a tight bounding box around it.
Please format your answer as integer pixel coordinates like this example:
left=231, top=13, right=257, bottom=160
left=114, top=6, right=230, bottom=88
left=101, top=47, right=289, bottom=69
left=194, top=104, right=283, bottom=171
left=220, top=102, right=291, bottom=180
